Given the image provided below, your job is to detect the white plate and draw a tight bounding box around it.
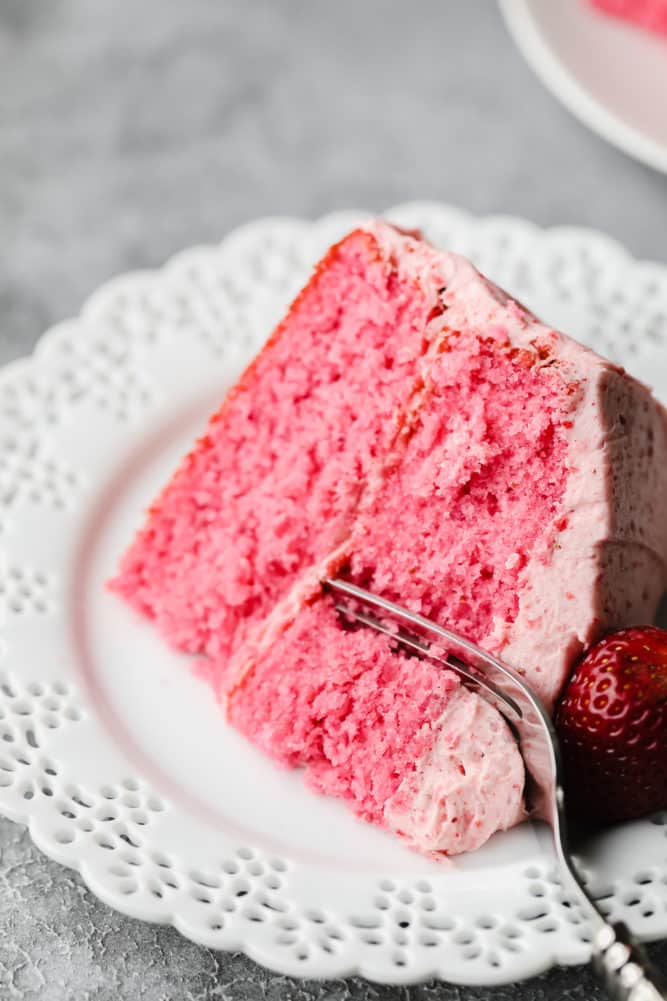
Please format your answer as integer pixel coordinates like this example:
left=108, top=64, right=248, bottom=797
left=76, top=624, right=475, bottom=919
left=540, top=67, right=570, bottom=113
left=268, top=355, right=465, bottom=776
left=501, top=0, right=667, bottom=173
left=1, top=203, right=667, bottom=987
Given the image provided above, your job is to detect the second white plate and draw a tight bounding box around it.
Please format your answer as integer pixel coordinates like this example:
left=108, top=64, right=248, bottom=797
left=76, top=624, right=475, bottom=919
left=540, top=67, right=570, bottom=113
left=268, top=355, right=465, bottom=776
left=501, top=0, right=667, bottom=173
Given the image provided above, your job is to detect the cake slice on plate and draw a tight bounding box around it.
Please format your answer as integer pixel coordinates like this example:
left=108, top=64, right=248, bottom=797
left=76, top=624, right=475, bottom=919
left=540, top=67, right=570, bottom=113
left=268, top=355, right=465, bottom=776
left=112, top=221, right=667, bottom=855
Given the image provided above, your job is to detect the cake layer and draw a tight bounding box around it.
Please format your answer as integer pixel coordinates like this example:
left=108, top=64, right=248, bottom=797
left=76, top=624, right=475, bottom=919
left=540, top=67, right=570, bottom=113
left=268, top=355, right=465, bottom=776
left=344, top=323, right=572, bottom=705
left=112, top=229, right=446, bottom=662
left=346, top=240, right=667, bottom=707
left=226, top=597, right=525, bottom=855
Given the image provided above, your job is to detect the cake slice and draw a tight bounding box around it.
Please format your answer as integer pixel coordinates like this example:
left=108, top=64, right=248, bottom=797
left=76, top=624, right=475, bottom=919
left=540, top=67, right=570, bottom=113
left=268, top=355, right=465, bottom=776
left=112, top=221, right=667, bottom=855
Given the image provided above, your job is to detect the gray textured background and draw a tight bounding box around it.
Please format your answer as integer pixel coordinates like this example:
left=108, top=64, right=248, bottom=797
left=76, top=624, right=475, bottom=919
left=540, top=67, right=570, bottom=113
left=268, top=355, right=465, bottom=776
left=1, top=1, right=666, bottom=998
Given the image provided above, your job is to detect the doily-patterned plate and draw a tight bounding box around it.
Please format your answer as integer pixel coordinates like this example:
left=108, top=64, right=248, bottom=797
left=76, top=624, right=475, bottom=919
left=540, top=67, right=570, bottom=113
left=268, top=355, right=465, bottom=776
left=1, top=203, right=666, bottom=986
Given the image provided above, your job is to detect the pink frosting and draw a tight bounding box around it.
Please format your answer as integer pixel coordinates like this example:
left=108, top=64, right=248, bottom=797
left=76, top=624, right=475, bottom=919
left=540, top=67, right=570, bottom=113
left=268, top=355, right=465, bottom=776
left=385, top=687, right=525, bottom=854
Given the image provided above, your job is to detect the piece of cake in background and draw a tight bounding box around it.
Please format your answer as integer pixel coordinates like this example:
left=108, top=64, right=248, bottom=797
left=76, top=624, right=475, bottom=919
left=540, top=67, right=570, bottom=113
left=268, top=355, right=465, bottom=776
left=589, top=0, right=667, bottom=37
left=111, top=221, right=667, bottom=856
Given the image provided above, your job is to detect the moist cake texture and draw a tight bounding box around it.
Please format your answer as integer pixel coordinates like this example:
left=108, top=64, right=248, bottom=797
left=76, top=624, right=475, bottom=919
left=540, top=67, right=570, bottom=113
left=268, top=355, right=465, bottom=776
left=112, top=221, right=667, bottom=855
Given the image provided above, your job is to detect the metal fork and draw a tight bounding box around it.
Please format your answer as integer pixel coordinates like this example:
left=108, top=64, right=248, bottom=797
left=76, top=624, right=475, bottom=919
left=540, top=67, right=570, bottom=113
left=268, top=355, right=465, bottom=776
left=324, top=577, right=666, bottom=1001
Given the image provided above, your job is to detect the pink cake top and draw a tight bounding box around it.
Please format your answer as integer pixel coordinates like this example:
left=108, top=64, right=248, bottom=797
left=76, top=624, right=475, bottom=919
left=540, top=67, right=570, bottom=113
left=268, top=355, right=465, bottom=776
left=589, top=0, right=667, bottom=36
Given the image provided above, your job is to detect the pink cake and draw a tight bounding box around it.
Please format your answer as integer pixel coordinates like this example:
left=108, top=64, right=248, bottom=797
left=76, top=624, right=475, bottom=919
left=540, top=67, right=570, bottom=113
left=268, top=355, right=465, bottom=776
left=590, top=0, right=667, bottom=36
left=112, top=222, right=667, bottom=856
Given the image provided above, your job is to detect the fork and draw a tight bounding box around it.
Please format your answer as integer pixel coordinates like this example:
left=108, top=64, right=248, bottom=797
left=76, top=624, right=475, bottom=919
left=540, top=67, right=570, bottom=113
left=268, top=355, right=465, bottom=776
left=324, top=577, right=666, bottom=1001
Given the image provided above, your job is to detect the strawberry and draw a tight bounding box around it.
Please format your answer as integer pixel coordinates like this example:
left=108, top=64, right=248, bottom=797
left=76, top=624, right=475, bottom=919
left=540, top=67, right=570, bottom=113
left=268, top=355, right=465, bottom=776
left=555, top=625, right=667, bottom=823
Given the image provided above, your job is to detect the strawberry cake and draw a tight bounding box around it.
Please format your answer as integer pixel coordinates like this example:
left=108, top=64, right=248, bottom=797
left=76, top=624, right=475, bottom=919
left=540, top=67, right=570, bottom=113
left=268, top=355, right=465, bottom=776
left=111, top=221, right=667, bottom=856
left=589, top=0, right=667, bottom=37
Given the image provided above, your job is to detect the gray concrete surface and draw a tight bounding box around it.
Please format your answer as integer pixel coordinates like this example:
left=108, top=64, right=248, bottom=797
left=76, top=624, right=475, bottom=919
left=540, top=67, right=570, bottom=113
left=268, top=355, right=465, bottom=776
left=1, top=0, right=666, bottom=998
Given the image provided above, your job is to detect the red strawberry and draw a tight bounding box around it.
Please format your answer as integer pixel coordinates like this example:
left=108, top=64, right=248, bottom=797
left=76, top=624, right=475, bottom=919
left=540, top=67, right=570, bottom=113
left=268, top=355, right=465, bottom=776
left=555, top=625, right=667, bottom=823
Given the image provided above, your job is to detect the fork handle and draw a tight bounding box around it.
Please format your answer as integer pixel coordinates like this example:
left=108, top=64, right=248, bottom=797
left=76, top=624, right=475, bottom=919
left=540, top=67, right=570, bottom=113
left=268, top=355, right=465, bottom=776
left=593, top=921, right=666, bottom=1000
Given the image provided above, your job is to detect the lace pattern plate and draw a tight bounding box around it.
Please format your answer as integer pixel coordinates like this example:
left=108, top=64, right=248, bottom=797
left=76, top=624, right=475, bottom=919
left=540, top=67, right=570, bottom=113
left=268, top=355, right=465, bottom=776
left=1, top=203, right=667, bottom=986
